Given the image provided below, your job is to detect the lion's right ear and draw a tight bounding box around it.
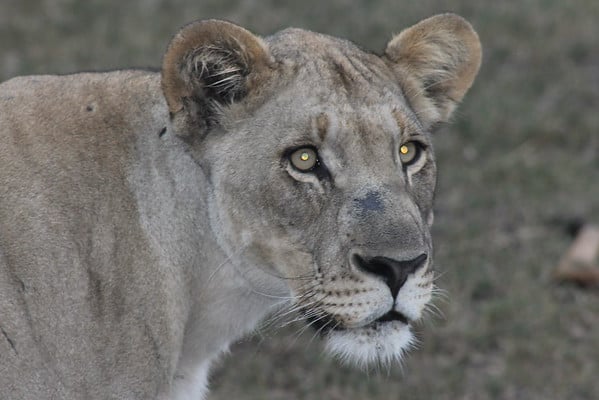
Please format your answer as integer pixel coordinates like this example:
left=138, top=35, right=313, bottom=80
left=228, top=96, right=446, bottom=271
left=161, top=20, right=275, bottom=139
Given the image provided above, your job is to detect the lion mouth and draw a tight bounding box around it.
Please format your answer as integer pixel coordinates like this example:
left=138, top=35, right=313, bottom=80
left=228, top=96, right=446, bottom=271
left=374, top=310, right=409, bottom=325
left=308, top=310, right=410, bottom=334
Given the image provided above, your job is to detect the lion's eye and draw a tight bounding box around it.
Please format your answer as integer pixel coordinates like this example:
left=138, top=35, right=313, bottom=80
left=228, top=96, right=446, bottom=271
left=399, top=141, right=421, bottom=166
left=290, top=147, right=318, bottom=172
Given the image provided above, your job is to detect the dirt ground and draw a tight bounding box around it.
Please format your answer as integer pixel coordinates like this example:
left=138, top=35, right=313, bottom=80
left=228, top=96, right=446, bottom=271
left=1, top=0, right=598, bottom=399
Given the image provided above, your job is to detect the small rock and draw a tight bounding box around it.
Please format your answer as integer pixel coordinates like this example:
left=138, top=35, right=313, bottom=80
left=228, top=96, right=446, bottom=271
left=554, top=224, right=599, bottom=287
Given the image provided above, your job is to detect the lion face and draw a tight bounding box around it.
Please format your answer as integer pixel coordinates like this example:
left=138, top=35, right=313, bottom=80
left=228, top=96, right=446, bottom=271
left=206, top=99, right=436, bottom=366
left=161, top=16, right=481, bottom=366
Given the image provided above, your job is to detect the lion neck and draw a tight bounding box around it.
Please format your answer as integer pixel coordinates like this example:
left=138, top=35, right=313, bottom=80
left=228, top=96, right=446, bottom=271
left=126, top=96, right=284, bottom=396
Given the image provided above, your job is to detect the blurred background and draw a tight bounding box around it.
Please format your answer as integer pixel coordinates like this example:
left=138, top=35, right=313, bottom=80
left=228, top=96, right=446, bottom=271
left=1, top=0, right=598, bottom=399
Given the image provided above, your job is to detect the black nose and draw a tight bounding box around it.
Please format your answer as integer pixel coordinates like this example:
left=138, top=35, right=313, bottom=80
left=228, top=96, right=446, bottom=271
left=353, top=253, right=428, bottom=298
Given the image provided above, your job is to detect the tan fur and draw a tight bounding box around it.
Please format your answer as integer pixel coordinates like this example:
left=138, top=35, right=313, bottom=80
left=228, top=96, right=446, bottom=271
left=385, top=14, right=482, bottom=128
left=0, top=15, right=480, bottom=399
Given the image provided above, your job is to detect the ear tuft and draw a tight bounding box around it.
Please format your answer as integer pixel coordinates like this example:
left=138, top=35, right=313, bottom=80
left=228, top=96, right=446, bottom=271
left=184, top=44, right=249, bottom=104
left=385, top=14, right=482, bottom=129
left=161, top=20, right=274, bottom=138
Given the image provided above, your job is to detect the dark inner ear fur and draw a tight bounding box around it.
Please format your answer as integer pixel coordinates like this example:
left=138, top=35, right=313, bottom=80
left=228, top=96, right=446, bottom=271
left=179, top=44, right=250, bottom=132
left=161, top=19, right=273, bottom=138
left=183, top=44, right=249, bottom=105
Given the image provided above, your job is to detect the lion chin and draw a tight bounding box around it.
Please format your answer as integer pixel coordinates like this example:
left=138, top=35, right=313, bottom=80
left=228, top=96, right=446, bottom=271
left=324, top=321, right=415, bottom=368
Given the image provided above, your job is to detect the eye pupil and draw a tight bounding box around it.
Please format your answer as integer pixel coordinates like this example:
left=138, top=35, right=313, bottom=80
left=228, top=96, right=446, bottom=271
left=399, top=141, right=422, bottom=166
left=289, top=147, right=318, bottom=172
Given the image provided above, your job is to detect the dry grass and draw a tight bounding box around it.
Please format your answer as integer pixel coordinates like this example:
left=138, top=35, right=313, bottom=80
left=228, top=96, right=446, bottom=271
left=2, top=0, right=598, bottom=399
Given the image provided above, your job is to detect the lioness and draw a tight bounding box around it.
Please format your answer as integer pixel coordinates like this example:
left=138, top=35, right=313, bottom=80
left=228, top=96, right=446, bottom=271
left=0, top=14, right=480, bottom=399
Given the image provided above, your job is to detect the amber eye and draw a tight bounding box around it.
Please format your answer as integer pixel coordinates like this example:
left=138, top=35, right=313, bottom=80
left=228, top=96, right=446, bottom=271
left=289, top=147, right=318, bottom=171
left=399, top=141, right=421, bottom=165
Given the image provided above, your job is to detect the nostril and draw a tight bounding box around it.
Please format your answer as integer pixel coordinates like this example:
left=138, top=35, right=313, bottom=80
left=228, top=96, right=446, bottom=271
left=353, top=253, right=428, bottom=299
left=399, top=253, right=428, bottom=275
left=352, top=254, right=380, bottom=276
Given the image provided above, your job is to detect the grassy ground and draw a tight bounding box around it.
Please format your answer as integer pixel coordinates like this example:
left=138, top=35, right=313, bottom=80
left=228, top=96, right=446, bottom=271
left=2, top=0, right=598, bottom=399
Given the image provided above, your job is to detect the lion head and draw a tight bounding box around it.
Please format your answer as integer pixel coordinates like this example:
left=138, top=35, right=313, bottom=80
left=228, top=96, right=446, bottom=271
left=161, top=14, right=481, bottom=366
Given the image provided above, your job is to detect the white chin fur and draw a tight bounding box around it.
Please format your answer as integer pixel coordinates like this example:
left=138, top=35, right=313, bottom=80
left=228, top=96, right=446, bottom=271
left=324, top=321, right=415, bottom=368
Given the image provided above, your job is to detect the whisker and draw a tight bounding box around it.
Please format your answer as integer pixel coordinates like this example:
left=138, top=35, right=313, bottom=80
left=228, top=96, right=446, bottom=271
left=283, top=310, right=328, bottom=350
left=423, top=302, right=446, bottom=321
left=292, top=312, right=328, bottom=339
left=432, top=269, right=449, bottom=282
left=195, top=244, right=250, bottom=305
left=307, top=318, right=338, bottom=347
left=245, top=288, right=301, bottom=300
left=206, top=244, right=247, bottom=283
left=258, top=288, right=324, bottom=328
left=431, top=286, right=450, bottom=304
left=261, top=290, right=327, bottom=330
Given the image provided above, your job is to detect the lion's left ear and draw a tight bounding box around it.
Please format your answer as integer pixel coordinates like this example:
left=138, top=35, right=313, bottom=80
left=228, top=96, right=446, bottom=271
left=161, top=19, right=275, bottom=138
left=384, top=14, right=482, bottom=130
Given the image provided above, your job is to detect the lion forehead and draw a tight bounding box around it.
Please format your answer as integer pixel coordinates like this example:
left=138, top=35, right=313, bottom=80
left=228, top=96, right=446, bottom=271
left=264, top=29, right=407, bottom=106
